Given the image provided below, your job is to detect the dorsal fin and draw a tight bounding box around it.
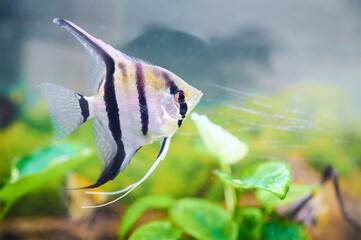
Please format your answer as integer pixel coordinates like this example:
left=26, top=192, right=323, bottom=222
left=53, top=18, right=114, bottom=94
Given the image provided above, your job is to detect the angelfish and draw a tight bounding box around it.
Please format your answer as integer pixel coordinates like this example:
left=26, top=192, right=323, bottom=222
left=38, top=19, right=202, bottom=208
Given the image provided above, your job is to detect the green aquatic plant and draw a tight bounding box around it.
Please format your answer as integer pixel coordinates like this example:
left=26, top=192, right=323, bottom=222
left=191, top=112, right=249, bottom=218
left=119, top=194, right=176, bottom=237
left=119, top=194, right=310, bottom=240
left=0, top=142, right=93, bottom=221
left=129, top=220, right=183, bottom=240
left=117, top=113, right=313, bottom=240
left=119, top=195, right=239, bottom=240
left=191, top=112, right=291, bottom=216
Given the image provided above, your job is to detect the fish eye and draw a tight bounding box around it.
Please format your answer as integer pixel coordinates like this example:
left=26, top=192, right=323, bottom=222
left=175, top=90, right=187, bottom=103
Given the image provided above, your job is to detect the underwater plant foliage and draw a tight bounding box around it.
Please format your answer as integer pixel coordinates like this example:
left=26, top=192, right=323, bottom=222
left=261, top=221, right=310, bottom=240
left=129, top=220, right=183, bottom=240
left=0, top=143, right=93, bottom=220
left=215, top=161, right=292, bottom=200
left=119, top=118, right=301, bottom=240
left=119, top=194, right=176, bottom=238
left=170, top=198, right=239, bottom=240
left=119, top=193, right=313, bottom=240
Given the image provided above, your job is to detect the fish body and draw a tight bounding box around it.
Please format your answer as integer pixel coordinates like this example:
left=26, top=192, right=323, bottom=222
left=39, top=19, right=202, bottom=192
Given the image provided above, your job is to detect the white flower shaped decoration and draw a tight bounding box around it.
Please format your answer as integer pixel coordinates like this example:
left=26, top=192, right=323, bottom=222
left=191, top=112, right=249, bottom=165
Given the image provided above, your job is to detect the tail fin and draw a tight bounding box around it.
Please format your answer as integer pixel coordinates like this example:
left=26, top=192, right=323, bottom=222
left=38, top=83, right=90, bottom=140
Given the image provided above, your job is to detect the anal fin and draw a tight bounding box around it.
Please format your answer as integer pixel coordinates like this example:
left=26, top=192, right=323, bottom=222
left=82, top=137, right=171, bottom=208
left=68, top=118, right=136, bottom=190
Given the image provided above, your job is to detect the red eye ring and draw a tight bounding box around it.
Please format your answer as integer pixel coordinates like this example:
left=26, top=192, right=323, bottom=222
left=175, top=90, right=187, bottom=103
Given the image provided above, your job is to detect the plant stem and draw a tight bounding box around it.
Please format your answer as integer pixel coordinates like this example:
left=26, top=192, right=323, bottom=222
left=220, top=163, right=237, bottom=219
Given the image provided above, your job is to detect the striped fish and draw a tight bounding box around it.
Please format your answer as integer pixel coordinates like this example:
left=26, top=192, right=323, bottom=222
left=39, top=19, right=202, bottom=207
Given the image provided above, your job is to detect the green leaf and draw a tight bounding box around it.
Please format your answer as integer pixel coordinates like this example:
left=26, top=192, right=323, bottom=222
left=119, top=194, right=176, bottom=238
left=12, top=143, right=85, bottom=180
left=255, top=184, right=320, bottom=212
left=169, top=198, right=238, bottom=240
left=129, top=220, right=182, bottom=240
left=261, top=222, right=310, bottom=240
left=215, top=161, right=292, bottom=199
left=0, top=143, right=92, bottom=221
left=236, top=207, right=264, bottom=240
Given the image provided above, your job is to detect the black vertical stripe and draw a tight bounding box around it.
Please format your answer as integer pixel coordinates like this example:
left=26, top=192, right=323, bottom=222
left=178, top=102, right=188, bottom=128
left=135, top=63, right=149, bottom=135
left=102, top=59, right=126, bottom=183
left=56, top=19, right=126, bottom=188
left=77, top=94, right=89, bottom=123
left=178, top=120, right=183, bottom=127
left=104, top=61, right=121, bottom=141
left=179, top=103, right=188, bottom=118
left=162, top=71, right=179, bottom=94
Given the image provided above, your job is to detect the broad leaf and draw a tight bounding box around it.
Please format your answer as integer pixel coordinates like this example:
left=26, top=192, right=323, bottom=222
left=255, top=184, right=320, bottom=212
left=129, top=220, right=182, bottom=240
left=215, top=161, right=292, bottom=199
left=261, top=222, right=310, bottom=240
left=0, top=143, right=92, bottom=221
left=169, top=198, right=238, bottom=240
left=11, top=142, right=85, bottom=180
left=119, top=194, right=176, bottom=238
